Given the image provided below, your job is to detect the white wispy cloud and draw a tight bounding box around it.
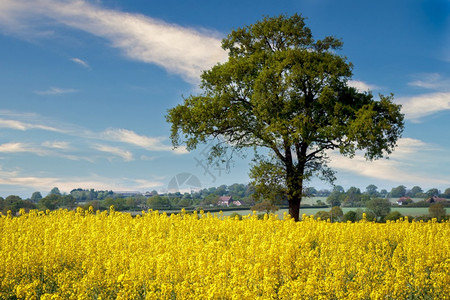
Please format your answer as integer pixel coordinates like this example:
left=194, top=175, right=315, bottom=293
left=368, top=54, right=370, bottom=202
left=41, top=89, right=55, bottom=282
left=0, top=110, right=186, bottom=167
left=0, top=142, right=93, bottom=162
left=388, top=137, right=430, bottom=155
left=408, top=73, right=450, bottom=91
left=397, top=73, right=450, bottom=121
left=34, top=87, right=78, bottom=95
left=71, top=57, right=90, bottom=68
left=0, top=142, right=30, bottom=153
left=0, top=167, right=163, bottom=194
left=92, top=144, right=134, bottom=161
left=0, top=118, right=64, bottom=132
left=0, top=0, right=227, bottom=83
left=0, top=166, right=19, bottom=178
left=0, top=142, right=63, bottom=158
left=0, top=142, right=57, bottom=157
left=41, top=141, right=71, bottom=150
left=102, top=128, right=165, bottom=150
left=397, top=92, right=450, bottom=122
left=101, top=128, right=187, bottom=154
left=327, top=137, right=450, bottom=186
left=348, top=80, right=379, bottom=92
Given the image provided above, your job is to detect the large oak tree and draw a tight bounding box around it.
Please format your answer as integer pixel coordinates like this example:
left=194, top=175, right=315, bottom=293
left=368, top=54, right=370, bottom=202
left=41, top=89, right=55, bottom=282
left=167, top=14, right=404, bottom=221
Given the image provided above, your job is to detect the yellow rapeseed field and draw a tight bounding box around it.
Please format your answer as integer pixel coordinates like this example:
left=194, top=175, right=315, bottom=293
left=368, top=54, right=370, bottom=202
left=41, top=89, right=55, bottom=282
left=1, top=207, right=449, bottom=299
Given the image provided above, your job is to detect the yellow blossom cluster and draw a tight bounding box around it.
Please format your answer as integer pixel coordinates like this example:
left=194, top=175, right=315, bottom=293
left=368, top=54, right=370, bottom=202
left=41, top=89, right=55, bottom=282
left=1, top=208, right=449, bottom=299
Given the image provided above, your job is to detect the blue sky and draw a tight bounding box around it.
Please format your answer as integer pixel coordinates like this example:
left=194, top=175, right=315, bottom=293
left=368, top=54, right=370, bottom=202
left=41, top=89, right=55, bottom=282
left=0, top=0, right=449, bottom=198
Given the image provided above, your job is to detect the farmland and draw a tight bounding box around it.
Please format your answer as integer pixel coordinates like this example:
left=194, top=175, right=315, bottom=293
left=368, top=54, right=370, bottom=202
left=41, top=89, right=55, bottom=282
left=1, top=208, right=449, bottom=299
left=220, top=207, right=444, bottom=217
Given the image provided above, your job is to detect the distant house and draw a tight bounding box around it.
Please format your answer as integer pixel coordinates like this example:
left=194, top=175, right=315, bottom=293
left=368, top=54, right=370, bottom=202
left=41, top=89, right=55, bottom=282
left=218, top=196, right=233, bottom=206
left=426, top=196, right=447, bottom=204
left=397, top=197, right=412, bottom=206
left=217, top=196, right=242, bottom=207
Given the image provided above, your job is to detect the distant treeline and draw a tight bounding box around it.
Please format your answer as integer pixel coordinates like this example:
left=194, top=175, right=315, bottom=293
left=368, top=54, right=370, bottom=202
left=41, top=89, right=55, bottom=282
left=1, top=184, right=449, bottom=215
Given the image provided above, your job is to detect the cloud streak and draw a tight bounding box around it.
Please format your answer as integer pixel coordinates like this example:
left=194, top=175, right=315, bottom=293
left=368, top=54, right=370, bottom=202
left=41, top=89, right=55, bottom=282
left=0, top=111, right=184, bottom=155
left=101, top=128, right=187, bottom=153
left=0, top=118, right=64, bottom=132
left=92, top=144, right=134, bottom=161
left=397, top=92, right=450, bottom=122
left=71, top=57, right=90, bottom=68
left=408, top=73, right=450, bottom=91
left=41, top=141, right=71, bottom=150
left=327, top=138, right=450, bottom=186
left=0, top=111, right=186, bottom=173
left=396, top=73, right=450, bottom=121
left=0, top=0, right=227, bottom=83
left=0, top=141, right=94, bottom=162
left=0, top=169, right=164, bottom=194
left=34, top=87, right=78, bottom=95
left=348, top=80, right=379, bottom=92
left=0, top=142, right=30, bottom=153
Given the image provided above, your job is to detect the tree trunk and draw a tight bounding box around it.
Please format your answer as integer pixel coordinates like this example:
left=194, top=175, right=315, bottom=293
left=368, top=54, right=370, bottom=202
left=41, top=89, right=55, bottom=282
left=286, top=172, right=304, bottom=221
left=285, top=144, right=306, bottom=221
left=288, top=194, right=302, bottom=221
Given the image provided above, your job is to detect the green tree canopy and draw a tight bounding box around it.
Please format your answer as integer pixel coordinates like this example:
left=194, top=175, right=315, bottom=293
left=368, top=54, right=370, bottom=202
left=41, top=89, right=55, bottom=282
left=314, top=210, right=331, bottom=221
left=0, top=195, right=35, bottom=215
left=385, top=211, right=403, bottom=221
left=304, top=187, right=317, bottom=197
left=39, top=194, right=62, bottom=210
left=64, top=195, right=77, bottom=208
left=426, top=188, right=439, bottom=197
left=326, top=189, right=345, bottom=207
left=251, top=201, right=279, bottom=214
left=365, top=184, right=379, bottom=198
left=147, top=195, right=171, bottom=210
left=407, top=186, right=423, bottom=197
left=330, top=206, right=344, bottom=222
left=343, top=187, right=362, bottom=207
left=428, top=203, right=446, bottom=219
left=343, top=210, right=357, bottom=222
left=49, top=187, right=61, bottom=196
left=389, top=185, right=406, bottom=198
left=379, top=189, right=388, bottom=198
left=167, top=14, right=404, bottom=221
left=366, top=198, right=391, bottom=221
left=30, top=191, right=43, bottom=202
left=443, top=188, right=450, bottom=199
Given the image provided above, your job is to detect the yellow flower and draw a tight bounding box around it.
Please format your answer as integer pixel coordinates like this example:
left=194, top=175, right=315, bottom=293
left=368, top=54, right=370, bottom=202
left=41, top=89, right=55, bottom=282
left=0, top=209, right=448, bottom=299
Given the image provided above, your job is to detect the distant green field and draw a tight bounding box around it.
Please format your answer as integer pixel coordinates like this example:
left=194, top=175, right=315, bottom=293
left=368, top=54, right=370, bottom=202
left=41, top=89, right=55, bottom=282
left=298, top=207, right=441, bottom=217
left=300, top=196, right=328, bottom=206
left=137, top=196, right=446, bottom=218
left=220, top=206, right=446, bottom=217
